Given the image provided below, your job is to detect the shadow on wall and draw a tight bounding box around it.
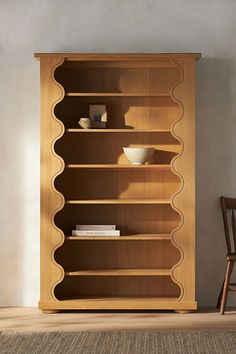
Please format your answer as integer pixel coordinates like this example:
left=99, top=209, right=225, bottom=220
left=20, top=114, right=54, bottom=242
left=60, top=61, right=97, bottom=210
left=196, top=57, right=236, bottom=307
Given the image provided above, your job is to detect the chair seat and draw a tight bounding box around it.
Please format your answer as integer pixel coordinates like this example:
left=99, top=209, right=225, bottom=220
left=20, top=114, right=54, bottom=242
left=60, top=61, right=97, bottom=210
left=226, top=253, right=236, bottom=260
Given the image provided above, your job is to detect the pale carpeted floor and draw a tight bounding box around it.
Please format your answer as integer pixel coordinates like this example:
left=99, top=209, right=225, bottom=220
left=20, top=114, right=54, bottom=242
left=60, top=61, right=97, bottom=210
left=0, top=331, right=236, bottom=354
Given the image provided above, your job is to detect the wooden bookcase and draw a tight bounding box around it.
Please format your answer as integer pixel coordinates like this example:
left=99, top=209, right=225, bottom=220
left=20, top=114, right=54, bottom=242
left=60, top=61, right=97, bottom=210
left=35, top=53, right=201, bottom=312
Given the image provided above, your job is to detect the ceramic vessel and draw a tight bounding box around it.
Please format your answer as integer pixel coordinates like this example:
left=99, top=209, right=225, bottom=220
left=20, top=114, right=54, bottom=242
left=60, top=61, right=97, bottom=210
left=78, top=117, right=92, bottom=129
left=123, top=147, right=155, bottom=165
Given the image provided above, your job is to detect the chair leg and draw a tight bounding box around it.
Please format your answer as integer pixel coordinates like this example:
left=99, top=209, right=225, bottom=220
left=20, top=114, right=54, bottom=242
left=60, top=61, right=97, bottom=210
left=220, top=261, right=234, bottom=315
left=217, top=279, right=225, bottom=308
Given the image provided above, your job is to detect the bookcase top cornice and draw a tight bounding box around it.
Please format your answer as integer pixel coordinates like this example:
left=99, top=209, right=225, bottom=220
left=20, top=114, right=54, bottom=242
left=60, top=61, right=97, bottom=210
left=34, top=53, right=201, bottom=61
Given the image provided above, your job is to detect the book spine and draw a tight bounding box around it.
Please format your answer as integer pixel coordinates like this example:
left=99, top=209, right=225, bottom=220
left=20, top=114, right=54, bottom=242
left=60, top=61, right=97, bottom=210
left=76, top=225, right=116, bottom=230
left=72, top=230, right=120, bottom=236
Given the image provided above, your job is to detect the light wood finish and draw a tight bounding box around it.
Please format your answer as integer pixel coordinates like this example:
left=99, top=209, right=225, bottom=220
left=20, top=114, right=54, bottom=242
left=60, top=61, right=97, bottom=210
left=35, top=53, right=201, bottom=60
left=168, top=58, right=196, bottom=305
left=58, top=168, right=178, bottom=200
left=37, top=53, right=199, bottom=312
left=39, top=298, right=193, bottom=310
left=65, top=199, right=171, bottom=205
left=40, top=57, right=65, bottom=304
left=56, top=132, right=180, bottom=164
left=56, top=204, right=180, bottom=236
left=66, top=164, right=171, bottom=169
left=54, top=277, right=180, bottom=302
left=1, top=307, right=236, bottom=332
left=56, top=97, right=180, bottom=130
left=55, top=239, right=179, bottom=272
left=66, top=129, right=171, bottom=132
left=66, top=92, right=171, bottom=97
left=65, top=269, right=171, bottom=276
left=66, top=234, right=171, bottom=240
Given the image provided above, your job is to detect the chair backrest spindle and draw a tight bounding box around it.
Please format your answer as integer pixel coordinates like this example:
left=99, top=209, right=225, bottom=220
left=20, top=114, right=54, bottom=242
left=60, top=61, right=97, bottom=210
left=220, top=196, right=236, bottom=254
left=231, top=209, right=236, bottom=253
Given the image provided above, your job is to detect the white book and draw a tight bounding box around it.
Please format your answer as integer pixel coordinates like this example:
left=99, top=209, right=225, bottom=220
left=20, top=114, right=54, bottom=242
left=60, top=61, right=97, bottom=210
left=72, top=230, right=120, bottom=236
left=76, top=225, right=116, bottom=230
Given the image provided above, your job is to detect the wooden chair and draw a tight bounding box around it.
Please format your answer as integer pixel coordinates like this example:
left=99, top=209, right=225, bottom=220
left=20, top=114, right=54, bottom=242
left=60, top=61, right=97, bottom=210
left=217, top=196, right=236, bottom=314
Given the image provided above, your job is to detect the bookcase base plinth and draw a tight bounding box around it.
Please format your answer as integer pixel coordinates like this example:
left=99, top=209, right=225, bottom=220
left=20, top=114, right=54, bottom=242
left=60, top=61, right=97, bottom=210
left=39, top=299, right=197, bottom=311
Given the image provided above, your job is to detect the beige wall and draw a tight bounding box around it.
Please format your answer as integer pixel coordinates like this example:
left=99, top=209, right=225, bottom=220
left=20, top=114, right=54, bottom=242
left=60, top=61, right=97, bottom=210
left=1, top=0, right=236, bottom=306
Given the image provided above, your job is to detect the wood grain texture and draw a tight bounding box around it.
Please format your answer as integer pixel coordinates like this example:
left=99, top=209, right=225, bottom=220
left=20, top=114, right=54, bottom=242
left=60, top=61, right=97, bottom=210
left=55, top=204, right=180, bottom=236
left=35, top=53, right=201, bottom=60
left=37, top=53, right=199, bottom=311
left=40, top=57, right=65, bottom=302
left=66, top=234, right=171, bottom=240
left=55, top=132, right=180, bottom=164
left=56, top=97, right=180, bottom=130
left=65, top=199, right=171, bottom=204
left=170, top=58, right=196, bottom=305
left=66, top=93, right=171, bottom=97
left=66, top=129, right=171, bottom=132
left=54, top=276, right=180, bottom=301
left=65, top=269, right=171, bottom=276
left=57, top=169, right=178, bottom=200
left=65, top=164, right=171, bottom=169
left=38, top=299, right=195, bottom=310
left=55, top=240, right=179, bottom=271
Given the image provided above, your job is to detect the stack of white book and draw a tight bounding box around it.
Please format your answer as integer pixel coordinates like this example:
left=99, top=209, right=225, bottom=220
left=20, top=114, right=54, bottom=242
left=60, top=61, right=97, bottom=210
left=72, top=225, right=120, bottom=236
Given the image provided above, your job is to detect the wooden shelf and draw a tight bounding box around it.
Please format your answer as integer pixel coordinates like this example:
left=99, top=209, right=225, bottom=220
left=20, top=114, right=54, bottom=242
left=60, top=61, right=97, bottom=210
left=66, top=129, right=171, bottom=133
left=66, top=164, right=171, bottom=170
left=65, top=268, right=171, bottom=276
left=65, top=199, right=171, bottom=205
left=66, top=234, right=171, bottom=240
left=66, top=92, right=171, bottom=97
left=61, top=296, right=178, bottom=301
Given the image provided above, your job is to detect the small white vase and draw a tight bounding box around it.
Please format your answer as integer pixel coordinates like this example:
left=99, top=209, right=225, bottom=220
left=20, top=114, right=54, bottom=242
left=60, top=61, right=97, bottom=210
left=78, top=118, right=92, bottom=129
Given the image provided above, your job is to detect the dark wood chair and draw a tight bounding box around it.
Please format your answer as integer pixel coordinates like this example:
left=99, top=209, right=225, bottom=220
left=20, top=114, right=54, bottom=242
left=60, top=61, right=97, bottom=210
left=217, top=196, right=236, bottom=314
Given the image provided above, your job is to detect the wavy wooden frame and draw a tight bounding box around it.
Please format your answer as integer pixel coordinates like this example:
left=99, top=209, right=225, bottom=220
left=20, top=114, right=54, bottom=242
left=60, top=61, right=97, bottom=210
left=170, top=58, right=196, bottom=305
left=169, top=58, right=185, bottom=300
left=40, top=57, right=65, bottom=303
left=38, top=53, right=198, bottom=311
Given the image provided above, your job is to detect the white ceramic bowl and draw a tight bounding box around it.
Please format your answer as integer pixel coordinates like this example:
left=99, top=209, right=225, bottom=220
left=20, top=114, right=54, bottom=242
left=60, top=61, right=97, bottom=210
left=123, top=147, right=155, bottom=165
